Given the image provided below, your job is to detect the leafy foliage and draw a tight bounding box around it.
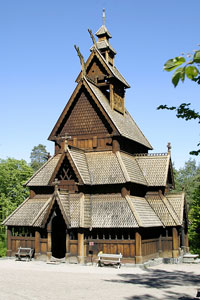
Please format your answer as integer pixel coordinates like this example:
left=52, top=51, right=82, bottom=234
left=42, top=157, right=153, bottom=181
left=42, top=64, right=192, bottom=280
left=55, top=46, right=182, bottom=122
left=188, top=170, right=200, bottom=255
left=30, top=144, right=48, bottom=172
left=173, top=159, right=200, bottom=254
left=0, top=158, right=33, bottom=256
left=164, top=50, right=200, bottom=87
left=158, top=48, right=200, bottom=155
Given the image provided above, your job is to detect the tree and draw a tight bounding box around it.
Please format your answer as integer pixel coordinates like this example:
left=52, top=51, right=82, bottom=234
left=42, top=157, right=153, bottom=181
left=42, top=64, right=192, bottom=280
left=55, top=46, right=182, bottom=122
left=173, top=159, right=199, bottom=206
left=158, top=49, right=200, bottom=155
left=0, top=158, right=33, bottom=256
left=188, top=169, right=200, bottom=255
left=172, top=159, right=200, bottom=254
left=30, top=144, right=48, bottom=172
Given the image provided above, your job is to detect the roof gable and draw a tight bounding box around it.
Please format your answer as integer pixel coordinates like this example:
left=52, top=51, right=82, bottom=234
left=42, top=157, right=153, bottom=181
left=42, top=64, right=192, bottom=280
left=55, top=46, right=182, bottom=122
left=76, top=48, right=130, bottom=88
left=48, top=80, right=117, bottom=141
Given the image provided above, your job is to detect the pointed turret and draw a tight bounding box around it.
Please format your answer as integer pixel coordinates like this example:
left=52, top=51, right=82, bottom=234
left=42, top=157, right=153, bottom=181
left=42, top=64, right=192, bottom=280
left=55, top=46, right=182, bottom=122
left=95, top=9, right=116, bottom=66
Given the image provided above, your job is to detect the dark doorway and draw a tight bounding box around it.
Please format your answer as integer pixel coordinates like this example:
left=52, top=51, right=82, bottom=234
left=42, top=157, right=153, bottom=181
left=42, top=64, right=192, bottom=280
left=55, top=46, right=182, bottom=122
left=51, top=205, right=66, bottom=258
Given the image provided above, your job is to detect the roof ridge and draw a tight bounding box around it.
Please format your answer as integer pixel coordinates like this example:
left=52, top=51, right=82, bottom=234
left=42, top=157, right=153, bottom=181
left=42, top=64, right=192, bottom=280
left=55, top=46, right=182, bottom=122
left=31, top=195, right=53, bottom=226
left=115, top=151, right=130, bottom=182
left=134, top=152, right=168, bottom=157
left=145, top=192, right=165, bottom=227
left=25, top=155, right=58, bottom=186
left=125, top=195, right=141, bottom=227
left=159, top=191, right=180, bottom=225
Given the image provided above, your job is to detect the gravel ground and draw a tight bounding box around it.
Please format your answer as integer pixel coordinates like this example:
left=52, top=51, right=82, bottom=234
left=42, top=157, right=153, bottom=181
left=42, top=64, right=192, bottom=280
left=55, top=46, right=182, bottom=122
left=0, top=259, right=200, bottom=300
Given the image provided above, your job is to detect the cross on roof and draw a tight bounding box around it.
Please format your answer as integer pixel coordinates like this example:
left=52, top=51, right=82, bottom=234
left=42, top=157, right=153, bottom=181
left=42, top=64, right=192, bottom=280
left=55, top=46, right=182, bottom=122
left=52, top=178, right=60, bottom=193
left=167, top=142, right=171, bottom=154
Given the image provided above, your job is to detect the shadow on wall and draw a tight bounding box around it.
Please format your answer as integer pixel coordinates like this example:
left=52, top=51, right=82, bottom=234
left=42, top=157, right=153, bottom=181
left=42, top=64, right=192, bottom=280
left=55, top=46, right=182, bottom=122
left=105, top=268, right=200, bottom=300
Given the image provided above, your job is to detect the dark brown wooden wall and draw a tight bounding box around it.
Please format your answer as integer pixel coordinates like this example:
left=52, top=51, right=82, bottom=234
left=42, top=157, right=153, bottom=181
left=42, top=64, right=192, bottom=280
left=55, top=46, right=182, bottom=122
left=60, top=90, right=112, bottom=137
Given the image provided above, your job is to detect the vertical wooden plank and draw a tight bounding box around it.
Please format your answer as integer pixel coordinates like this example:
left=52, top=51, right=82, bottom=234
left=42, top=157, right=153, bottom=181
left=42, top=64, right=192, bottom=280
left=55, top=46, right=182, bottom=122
left=6, top=227, right=12, bottom=257
left=135, top=232, right=142, bottom=264
left=172, top=227, right=179, bottom=258
left=123, top=244, right=130, bottom=258
left=93, top=136, right=97, bottom=148
left=78, top=232, right=84, bottom=264
left=35, top=231, right=41, bottom=259
left=117, top=244, right=124, bottom=255
left=130, top=244, right=135, bottom=257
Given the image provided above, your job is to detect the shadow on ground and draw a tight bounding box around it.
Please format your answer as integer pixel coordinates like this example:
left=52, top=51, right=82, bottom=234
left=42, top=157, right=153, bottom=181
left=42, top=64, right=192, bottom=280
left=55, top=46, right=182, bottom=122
left=105, top=268, right=200, bottom=299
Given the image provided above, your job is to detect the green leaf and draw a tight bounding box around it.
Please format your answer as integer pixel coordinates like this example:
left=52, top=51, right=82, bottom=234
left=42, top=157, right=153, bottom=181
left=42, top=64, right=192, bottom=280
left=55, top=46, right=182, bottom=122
left=193, top=50, right=200, bottom=63
left=164, top=56, right=185, bottom=72
left=172, top=67, right=185, bottom=87
left=185, top=66, right=199, bottom=79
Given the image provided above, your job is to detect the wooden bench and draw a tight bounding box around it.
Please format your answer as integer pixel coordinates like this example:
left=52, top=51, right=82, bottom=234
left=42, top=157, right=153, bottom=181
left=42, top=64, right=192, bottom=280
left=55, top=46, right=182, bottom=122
left=15, top=247, right=34, bottom=261
left=97, top=253, right=122, bottom=269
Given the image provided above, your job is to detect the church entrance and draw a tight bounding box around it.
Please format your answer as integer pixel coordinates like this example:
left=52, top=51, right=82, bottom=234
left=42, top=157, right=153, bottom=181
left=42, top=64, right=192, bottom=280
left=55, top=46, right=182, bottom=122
left=51, top=206, right=66, bottom=258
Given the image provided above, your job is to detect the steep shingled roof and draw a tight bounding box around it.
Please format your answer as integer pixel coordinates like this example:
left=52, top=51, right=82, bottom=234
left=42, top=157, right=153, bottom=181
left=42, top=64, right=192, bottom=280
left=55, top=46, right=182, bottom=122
left=86, top=79, right=152, bottom=149
left=26, top=148, right=172, bottom=188
left=3, top=190, right=184, bottom=229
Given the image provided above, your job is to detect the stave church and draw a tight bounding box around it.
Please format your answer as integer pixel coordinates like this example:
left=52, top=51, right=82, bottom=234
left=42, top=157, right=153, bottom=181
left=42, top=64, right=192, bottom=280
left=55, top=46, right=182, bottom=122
left=3, top=11, right=189, bottom=264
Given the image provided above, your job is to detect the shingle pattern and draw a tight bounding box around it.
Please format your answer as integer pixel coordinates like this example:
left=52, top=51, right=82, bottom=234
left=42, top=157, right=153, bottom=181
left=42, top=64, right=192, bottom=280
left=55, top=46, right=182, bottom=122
left=91, top=194, right=138, bottom=228
left=69, top=193, right=81, bottom=228
left=59, top=192, right=70, bottom=222
left=166, top=193, right=184, bottom=224
left=86, top=151, right=126, bottom=185
left=26, top=154, right=62, bottom=186
left=87, top=80, right=152, bottom=149
left=68, top=147, right=90, bottom=184
left=96, top=40, right=116, bottom=54
left=4, top=195, right=51, bottom=226
left=95, top=25, right=112, bottom=38
left=120, top=152, right=147, bottom=185
left=84, top=194, right=91, bottom=228
left=129, top=196, right=162, bottom=227
left=136, top=155, right=169, bottom=186
left=145, top=192, right=178, bottom=226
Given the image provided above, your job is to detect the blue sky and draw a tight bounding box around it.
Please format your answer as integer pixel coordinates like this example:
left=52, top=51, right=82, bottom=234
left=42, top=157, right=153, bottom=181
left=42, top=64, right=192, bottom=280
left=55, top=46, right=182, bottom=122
left=0, top=0, right=199, bottom=169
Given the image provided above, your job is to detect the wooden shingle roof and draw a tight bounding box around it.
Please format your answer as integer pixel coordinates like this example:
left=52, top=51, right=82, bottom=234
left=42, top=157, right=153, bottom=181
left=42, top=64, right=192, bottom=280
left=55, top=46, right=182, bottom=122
left=26, top=148, right=173, bottom=188
left=26, top=154, right=62, bottom=186
left=145, top=191, right=182, bottom=226
left=86, top=79, right=152, bottom=149
left=166, top=193, right=185, bottom=225
left=3, top=190, right=184, bottom=229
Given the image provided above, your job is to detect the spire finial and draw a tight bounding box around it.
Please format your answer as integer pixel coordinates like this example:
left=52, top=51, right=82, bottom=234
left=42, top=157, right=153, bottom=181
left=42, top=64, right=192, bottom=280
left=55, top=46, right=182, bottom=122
left=103, top=8, right=105, bottom=25
left=167, top=142, right=171, bottom=154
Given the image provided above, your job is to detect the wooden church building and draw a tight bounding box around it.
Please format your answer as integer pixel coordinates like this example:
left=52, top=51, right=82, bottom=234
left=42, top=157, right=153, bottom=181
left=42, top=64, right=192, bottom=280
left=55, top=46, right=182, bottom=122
left=3, top=12, right=189, bottom=264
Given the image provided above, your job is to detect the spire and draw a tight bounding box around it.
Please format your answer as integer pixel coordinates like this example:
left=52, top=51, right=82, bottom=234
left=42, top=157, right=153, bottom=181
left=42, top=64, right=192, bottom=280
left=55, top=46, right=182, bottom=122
left=94, top=9, right=116, bottom=63
left=103, top=8, right=105, bottom=25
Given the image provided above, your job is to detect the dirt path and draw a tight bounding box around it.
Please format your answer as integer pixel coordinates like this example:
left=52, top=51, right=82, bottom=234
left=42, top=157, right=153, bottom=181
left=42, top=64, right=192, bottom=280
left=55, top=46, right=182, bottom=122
left=0, top=259, right=199, bottom=299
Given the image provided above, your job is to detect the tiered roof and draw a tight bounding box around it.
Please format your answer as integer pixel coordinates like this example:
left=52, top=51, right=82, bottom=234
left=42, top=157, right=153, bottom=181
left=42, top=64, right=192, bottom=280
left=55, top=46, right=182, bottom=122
left=3, top=190, right=184, bottom=228
left=25, top=147, right=173, bottom=188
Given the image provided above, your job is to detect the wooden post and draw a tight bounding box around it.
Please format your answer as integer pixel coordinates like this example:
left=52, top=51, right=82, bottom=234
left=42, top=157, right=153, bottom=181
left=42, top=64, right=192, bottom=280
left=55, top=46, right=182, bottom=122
left=78, top=231, right=84, bottom=264
left=34, top=230, right=41, bottom=259
left=6, top=227, right=12, bottom=257
left=135, top=231, right=142, bottom=264
left=110, top=84, right=114, bottom=109
left=65, top=232, right=70, bottom=261
left=158, top=234, right=162, bottom=257
left=47, top=223, right=52, bottom=261
left=185, top=232, right=189, bottom=253
left=172, top=227, right=179, bottom=258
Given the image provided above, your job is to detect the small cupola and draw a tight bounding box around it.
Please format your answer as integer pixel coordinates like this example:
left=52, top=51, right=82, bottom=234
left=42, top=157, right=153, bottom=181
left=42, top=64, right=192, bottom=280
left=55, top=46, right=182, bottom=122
left=95, top=9, right=116, bottom=66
